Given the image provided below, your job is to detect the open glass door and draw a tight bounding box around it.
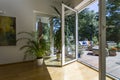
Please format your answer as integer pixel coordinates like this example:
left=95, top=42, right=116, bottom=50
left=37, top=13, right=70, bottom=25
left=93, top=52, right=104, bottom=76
left=62, top=4, right=78, bottom=65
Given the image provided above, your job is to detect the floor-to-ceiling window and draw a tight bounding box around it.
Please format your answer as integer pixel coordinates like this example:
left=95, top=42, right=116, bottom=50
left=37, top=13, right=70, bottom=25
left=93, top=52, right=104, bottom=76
left=77, top=0, right=120, bottom=79
left=78, top=1, right=99, bottom=70
left=106, top=0, right=120, bottom=79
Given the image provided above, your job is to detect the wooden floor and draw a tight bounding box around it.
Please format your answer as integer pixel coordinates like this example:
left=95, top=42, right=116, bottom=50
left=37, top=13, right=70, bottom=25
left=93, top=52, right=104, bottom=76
left=0, top=61, right=113, bottom=80
left=79, top=51, right=120, bottom=79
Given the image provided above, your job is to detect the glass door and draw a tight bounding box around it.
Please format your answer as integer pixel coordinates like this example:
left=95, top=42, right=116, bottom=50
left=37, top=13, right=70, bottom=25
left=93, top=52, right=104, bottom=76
left=62, top=4, right=78, bottom=65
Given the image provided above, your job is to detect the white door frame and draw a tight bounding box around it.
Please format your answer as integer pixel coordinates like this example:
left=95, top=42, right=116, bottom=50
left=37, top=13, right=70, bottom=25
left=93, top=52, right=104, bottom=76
left=62, top=0, right=106, bottom=80
left=61, top=4, right=78, bottom=66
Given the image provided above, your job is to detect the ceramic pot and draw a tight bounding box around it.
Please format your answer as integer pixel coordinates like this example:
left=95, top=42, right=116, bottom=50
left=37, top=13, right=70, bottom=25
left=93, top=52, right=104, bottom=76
left=37, top=58, right=43, bottom=66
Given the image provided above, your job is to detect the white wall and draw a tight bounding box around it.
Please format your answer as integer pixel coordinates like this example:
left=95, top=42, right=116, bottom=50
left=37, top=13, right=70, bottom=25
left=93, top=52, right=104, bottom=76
left=0, top=0, right=56, bottom=64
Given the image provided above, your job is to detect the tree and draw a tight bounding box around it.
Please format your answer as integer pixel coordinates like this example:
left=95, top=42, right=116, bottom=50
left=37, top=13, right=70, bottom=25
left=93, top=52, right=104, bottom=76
left=106, top=0, right=120, bottom=43
left=78, top=8, right=98, bottom=41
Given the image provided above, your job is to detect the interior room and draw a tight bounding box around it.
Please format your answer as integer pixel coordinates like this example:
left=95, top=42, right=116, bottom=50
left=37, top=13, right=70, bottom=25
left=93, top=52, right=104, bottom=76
left=0, top=0, right=119, bottom=80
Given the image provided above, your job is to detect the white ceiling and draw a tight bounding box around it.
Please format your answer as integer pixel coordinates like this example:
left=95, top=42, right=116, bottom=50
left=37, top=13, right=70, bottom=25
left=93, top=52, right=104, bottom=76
left=32, top=0, right=96, bottom=16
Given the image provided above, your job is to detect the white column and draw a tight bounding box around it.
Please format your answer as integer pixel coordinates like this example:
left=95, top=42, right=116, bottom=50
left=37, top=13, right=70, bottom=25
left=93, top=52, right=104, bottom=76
left=50, top=23, right=54, bottom=56
left=76, top=12, right=78, bottom=59
left=61, top=4, right=65, bottom=66
left=99, top=0, right=106, bottom=80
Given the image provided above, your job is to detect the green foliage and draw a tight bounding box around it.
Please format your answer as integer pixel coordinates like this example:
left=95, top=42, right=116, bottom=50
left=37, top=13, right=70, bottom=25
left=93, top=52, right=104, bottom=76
left=117, top=42, right=120, bottom=48
left=78, top=9, right=98, bottom=40
left=54, top=26, right=62, bottom=51
left=106, top=0, right=120, bottom=43
left=42, top=23, right=50, bottom=41
left=106, top=0, right=120, bottom=26
left=92, top=36, right=98, bottom=45
left=50, top=2, right=63, bottom=52
left=17, top=31, right=49, bottom=59
left=65, top=14, right=75, bottom=36
left=51, top=2, right=72, bottom=53
left=65, top=13, right=76, bottom=46
left=51, top=17, right=62, bottom=52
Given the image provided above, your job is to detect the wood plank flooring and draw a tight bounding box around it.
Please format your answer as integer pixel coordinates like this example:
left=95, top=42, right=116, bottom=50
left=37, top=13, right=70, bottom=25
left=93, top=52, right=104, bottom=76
left=0, top=61, right=113, bottom=80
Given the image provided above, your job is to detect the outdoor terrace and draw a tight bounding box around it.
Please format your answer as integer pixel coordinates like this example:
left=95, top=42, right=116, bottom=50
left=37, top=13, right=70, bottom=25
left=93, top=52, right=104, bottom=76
left=78, top=50, right=120, bottom=79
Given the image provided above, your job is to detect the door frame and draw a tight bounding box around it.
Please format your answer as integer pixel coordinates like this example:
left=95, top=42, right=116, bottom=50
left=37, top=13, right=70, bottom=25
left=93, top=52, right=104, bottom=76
left=61, top=4, right=78, bottom=66
left=62, top=0, right=107, bottom=80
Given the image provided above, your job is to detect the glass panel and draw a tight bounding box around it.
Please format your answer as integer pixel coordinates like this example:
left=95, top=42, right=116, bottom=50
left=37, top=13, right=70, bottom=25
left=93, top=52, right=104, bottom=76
left=78, top=1, right=99, bottom=72
left=36, top=16, right=61, bottom=66
left=106, top=0, right=120, bottom=79
left=64, top=7, right=76, bottom=63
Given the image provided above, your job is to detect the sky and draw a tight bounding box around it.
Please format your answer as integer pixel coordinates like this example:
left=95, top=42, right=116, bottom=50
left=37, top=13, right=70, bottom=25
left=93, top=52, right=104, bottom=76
left=86, top=1, right=98, bottom=12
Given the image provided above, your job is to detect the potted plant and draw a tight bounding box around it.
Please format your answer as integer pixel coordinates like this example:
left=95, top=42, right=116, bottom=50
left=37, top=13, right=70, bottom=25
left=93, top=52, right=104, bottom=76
left=108, top=47, right=117, bottom=56
left=17, top=31, right=48, bottom=66
left=54, top=26, right=62, bottom=61
left=117, top=42, right=120, bottom=52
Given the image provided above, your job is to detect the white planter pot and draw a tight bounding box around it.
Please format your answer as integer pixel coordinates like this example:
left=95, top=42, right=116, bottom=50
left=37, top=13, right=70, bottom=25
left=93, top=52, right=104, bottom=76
left=37, top=58, right=43, bottom=66
left=56, top=53, right=61, bottom=61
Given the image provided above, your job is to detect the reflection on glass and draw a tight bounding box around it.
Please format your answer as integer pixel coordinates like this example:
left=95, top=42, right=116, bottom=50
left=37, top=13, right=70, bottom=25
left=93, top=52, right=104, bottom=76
left=37, top=16, right=61, bottom=66
left=64, top=8, right=76, bottom=62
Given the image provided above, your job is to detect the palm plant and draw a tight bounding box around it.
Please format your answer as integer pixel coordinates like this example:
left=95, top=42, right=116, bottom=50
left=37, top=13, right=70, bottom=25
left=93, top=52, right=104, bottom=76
left=17, top=31, right=48, bottom=60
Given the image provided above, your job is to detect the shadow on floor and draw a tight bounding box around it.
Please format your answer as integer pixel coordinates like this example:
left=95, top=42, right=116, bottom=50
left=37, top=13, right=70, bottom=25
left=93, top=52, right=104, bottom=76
left=0, top=61, right=52, bottom=80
